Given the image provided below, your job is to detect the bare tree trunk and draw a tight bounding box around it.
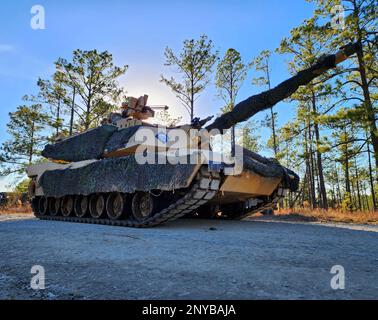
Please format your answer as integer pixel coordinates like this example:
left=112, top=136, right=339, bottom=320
left=190, top=76, right=194, bottom=122
left=28, top=120, right=35, bottom=165
left=69, top=87, right=76, bottom=136
left=345, top=158, right=351, bottom=194
left=331, top=184, right=336, bottom=209
left=314, top=151, right=321, bottom=207
left=266, top=63, right=278, bottom=157
left=350, top=178, right=356, bottom=210
left=312, top=91, right=328, bottom=209
left=309, top=127, right=317, bottom=209
left=56, top=98, right=61, bottom=136
left=85, top=95, right=91, bottom=130
left=304, top=127, right=312, bottom=208
left=335, top=164, right=342, bottom=207
left=362, top=182, right=370, bottom=211
left=367, top=139, right=377, bottom=210
left=354, top=158, right=362, bottom=211
left=301, top=181, right=306, bottom=208
left=270, top=107, right=278, bottom=157
left=345, top=154, right=352, bottom=211
left=230, top=75, right=235, bottom=157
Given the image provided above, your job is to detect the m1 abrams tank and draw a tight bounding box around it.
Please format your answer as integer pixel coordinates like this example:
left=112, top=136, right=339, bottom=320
left=26, top=43, right=359, bottom=228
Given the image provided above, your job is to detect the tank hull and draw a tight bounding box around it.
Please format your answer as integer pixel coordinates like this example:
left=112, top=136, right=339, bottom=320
left=27, top=149, right=298, bottom=227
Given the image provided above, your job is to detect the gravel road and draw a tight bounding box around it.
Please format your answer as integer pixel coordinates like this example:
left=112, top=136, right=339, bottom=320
left=0, top=215, right=377, bottom=300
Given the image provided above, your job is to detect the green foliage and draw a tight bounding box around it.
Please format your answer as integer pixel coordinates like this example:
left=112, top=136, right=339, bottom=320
left=157, top=110, right=182, bottom=127
left=216, top=48, right=249, bottom=109
left=341, top=192, right=353, bottom=211
left=56, top=49, right=128, bottom=130
left=0, top=104, right=49, bottom=176
left=161, top=35, right=218, bottom=120
left=250, top=50, right=272, bottom=88
left=250, top=50, right=279, bottom=157
left=309, top=0, right=378, bottom=168
left=274, top=2, right=378, bottom=210
left=24, top=71, right=70, bottom=137
left=238, top=120, right=261, bottom=153
left=14, top=179, right=30, bottom=194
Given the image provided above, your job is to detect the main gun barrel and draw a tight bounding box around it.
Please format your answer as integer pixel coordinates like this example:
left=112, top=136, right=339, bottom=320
left=206, top=42, right=361, bottom=132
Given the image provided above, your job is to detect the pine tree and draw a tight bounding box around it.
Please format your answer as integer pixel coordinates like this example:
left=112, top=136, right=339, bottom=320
left=0, top=104, right=49, bottom=176
left=325, top=108, right=364, bottom=211
left=24, top=71, right=70, bottom=138
left=161, top=35, right=218, bottom=121
left=157, top=110, right=182, bottom=127
left=56, top=49, right=128, bottom=130
left=238, top=120, right=261, bottom=153
left=250, top=50, right=279, bottom=157
left=311, top=0, right=378, bottom=173
left=277, top=17, right=331, bottom=209
left=216, top=48, right=249, bottom=155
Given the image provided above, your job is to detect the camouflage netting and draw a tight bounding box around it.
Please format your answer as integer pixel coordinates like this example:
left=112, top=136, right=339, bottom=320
left=242, top=149, right=284, bottom=178
left=104, top=125, right=142, bottom=153
left=39, top=155, right=198, bottom=198
left=242, top=148, right=299, bottom=191
left=42, top=125, right=117, bottom=162
left=40, top=148, right=299, bottom=198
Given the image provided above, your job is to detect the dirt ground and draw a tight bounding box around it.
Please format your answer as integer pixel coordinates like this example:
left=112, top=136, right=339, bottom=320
left=0, top=214, right=377, bottom=300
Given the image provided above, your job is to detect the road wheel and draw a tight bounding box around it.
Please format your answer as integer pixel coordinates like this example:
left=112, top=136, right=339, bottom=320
left=106, top=192, right=126, bottom=220
left=38, top=197, right=48, bottom=216
left=89, top=194, right=105, bottom=219
left=61, top=196, right=74, bottom=217
left=74, top=195, right=88, bottom=218
left=131, top=192, right=154, bottom=222
left=49, top=198, right=61, bottom=216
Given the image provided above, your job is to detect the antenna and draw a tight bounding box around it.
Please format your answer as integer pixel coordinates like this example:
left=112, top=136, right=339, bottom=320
left=150, top=105, right=169, bottom=111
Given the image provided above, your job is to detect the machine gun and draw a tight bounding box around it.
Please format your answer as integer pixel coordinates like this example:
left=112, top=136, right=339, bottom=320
left=104, top=95, right=169, bottom=127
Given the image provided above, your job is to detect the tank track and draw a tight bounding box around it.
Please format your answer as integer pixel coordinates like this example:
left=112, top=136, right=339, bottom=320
left=32, top=167, right=289, bottom=227
left=33, top=167, right=221, bottom=228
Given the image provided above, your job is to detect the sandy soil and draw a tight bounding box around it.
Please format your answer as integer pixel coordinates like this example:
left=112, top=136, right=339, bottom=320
left=0, top=215, right=377, bottom=300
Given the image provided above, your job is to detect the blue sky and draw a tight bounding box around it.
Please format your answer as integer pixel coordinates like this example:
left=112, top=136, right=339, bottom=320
left=0, top=0, right=317, bottom=189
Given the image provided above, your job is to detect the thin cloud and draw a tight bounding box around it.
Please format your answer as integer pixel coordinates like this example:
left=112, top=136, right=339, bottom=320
left=0, top=44, right=15, bottom=53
